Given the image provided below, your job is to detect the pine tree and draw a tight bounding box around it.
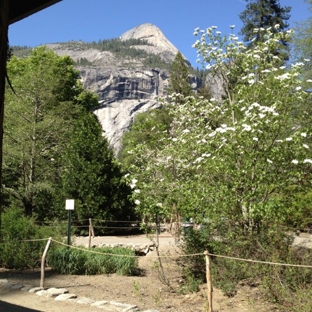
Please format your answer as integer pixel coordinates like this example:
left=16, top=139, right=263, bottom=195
left=293, top=0, right=312, bottom=85
left=239, top=0, right=291, bottom=59
left=61, top=112, right=136, bottom=226
left=167, top=51, right=192, bottom=97
left=292, top=0, right=312, bottom=125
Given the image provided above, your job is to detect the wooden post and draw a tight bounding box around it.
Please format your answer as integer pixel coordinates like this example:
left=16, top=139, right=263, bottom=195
left=169, top=216, right=173, bottom=234
left=155, top=213, right=160, bottom=248
left=204, top=251, right=213, bottom=312
left=40, top=237, right=52, bottom=288
left=90, top=218, right=95, bottom=237
left=88, top=218, right=95, bottom=248
left=173, top=209, right=180, bottom=243
left=88, top=223, right=91, bottom=248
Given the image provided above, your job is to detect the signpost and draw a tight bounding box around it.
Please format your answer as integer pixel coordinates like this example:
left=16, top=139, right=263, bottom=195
left=65, top=199, right=75, bottom=246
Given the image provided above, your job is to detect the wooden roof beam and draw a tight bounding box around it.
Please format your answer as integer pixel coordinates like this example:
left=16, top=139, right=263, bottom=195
left=9, top=0, right=62, bottom=25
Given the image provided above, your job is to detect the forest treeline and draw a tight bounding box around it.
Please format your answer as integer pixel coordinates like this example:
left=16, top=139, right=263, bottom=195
left=11, top=37, right=207, bottom=78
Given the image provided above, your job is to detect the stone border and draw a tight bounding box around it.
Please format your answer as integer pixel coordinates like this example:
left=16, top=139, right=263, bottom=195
left=0, top=279, right=158, bottom=312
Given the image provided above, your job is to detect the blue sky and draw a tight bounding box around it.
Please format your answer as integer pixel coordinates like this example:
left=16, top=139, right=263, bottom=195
left=9, top=0, right=310, bottom=67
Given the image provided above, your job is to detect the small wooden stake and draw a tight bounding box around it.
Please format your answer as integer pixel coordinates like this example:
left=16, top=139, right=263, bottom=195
left=40, top=237, right=52, bottom=288
left=88, top=225, right=91, bottom=248
left=88, top=218, right=95, bottom=248
left=89, top=218, right=95, bottom=237
left=204, top=251, right=213, bottom=312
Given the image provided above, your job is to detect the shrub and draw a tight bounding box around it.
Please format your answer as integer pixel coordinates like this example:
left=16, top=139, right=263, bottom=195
left=0, top=207, right=61, bottom=269
left=180, top=224, right=312, bottom=310
left=48, top=246, right=138, bottom=275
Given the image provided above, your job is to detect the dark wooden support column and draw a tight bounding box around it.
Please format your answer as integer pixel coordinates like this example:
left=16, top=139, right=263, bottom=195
left=0, top=0, right=9, bottom=235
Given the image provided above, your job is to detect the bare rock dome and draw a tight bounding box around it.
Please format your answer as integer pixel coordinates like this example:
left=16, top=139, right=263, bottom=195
left=120, top=23, right=179, bottom=61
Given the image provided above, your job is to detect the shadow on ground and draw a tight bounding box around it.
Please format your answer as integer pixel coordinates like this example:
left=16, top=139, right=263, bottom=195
left=0, top=300, right=42, bottom=311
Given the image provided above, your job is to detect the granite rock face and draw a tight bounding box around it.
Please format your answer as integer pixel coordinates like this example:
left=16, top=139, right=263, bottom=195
left=47, top=23, right=199, bottom=153
left=79, top=67, right=169, bottom=103
left=83, top=67, right=170, bottom=152
left=120, top=23, right=182, bottom=64
left=205, top=72, right=226, bottom=102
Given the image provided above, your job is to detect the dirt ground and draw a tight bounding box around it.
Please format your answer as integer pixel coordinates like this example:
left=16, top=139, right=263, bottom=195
left=0, top=234, right=284, bottom=312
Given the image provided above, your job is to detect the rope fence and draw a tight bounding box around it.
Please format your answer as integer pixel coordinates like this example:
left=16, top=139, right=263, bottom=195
left=49, top=238, right=312, bottom=267
left=1, top=236, right=311, bottom=312
left=33, top=218, right=173, bottom=232
left=35, top=219, right=142, bottom=223
left=0, top=236, right=311, bottom=266
left=0, top=238, right=50, bottom=243
left=207, top=252, right=312, bottom=268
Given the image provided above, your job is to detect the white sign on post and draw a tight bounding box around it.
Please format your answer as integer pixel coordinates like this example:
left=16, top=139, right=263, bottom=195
left=65, top=199, right=75, bottom=210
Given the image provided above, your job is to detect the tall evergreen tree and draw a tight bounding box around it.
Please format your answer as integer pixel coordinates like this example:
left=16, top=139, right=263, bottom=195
left=3, top=47, right=134, bottom=223
left=4, top=47, right=83, bottom=217
left=291, top=0, right=312, bottom=128
left=167, top=51, right=193, bottom=97
left=293, top=0, right=312, bottom=89
left=239, top=0, right=291, bottom=59
left=61, top=111, right=136, bottom=227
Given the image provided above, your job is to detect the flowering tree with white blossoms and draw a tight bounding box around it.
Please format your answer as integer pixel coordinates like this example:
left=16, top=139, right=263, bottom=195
left=129, top=25, right=312, bottom=234
left=165, top=25, right=312, bottom=232
left=128, top=133, right=191, bottom=227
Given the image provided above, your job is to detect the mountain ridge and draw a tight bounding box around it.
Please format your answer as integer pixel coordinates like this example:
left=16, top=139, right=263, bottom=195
left=42, top=23, right=183, bottom=69
left=11, top=23, right=200, bottom=153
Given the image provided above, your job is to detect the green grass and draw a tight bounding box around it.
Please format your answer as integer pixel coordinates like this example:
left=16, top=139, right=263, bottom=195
left=48, top=246, right=138, bottom=275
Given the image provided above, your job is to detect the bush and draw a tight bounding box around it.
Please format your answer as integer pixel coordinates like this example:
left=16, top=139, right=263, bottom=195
left=178, top=226, right=223, bottom=293
left=180, top=224, right=312, bottom=310
left=179, top=226, right=216, bottom=280
left=48, top=246, right=138, bottom=275
left=260, top=246, right=312, bottom=308
left=0, top=207, right=61, bottom=269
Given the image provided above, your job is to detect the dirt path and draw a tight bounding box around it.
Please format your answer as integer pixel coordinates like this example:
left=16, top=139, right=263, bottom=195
left=0, top=268, right=275, bottom=312
left=72, top=232, right=175, bottom=248
left=0, top=233, right=295, bottom=312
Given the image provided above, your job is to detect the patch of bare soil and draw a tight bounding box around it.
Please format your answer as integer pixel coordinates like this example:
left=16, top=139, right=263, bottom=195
left=0, top=242, right=279, bottom=312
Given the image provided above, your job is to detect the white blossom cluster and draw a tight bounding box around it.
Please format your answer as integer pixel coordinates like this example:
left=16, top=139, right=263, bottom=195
left=128, top=24, right=312, bottom=223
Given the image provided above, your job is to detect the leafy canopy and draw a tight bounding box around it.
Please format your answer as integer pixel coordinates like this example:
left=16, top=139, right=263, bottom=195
left=4, top=47, right=85, bottom=217
left=127, top=25, right=312, bottom=234
left=4, top=47, right=135, bottom=224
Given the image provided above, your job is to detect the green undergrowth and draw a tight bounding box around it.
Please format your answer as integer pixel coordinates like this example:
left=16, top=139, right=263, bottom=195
left=48, top=246, right=139, bottom=275
left=0, top=207, right=62, bottom=269
left=179, top=226, right=312, bottom=312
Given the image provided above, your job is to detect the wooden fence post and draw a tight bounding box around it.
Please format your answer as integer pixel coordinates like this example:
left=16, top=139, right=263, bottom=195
left=40, top=237, right=52, bottom=288
left=204, top=250, right=213, bottom=312
left=88, top=218, right=95, bottom=248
